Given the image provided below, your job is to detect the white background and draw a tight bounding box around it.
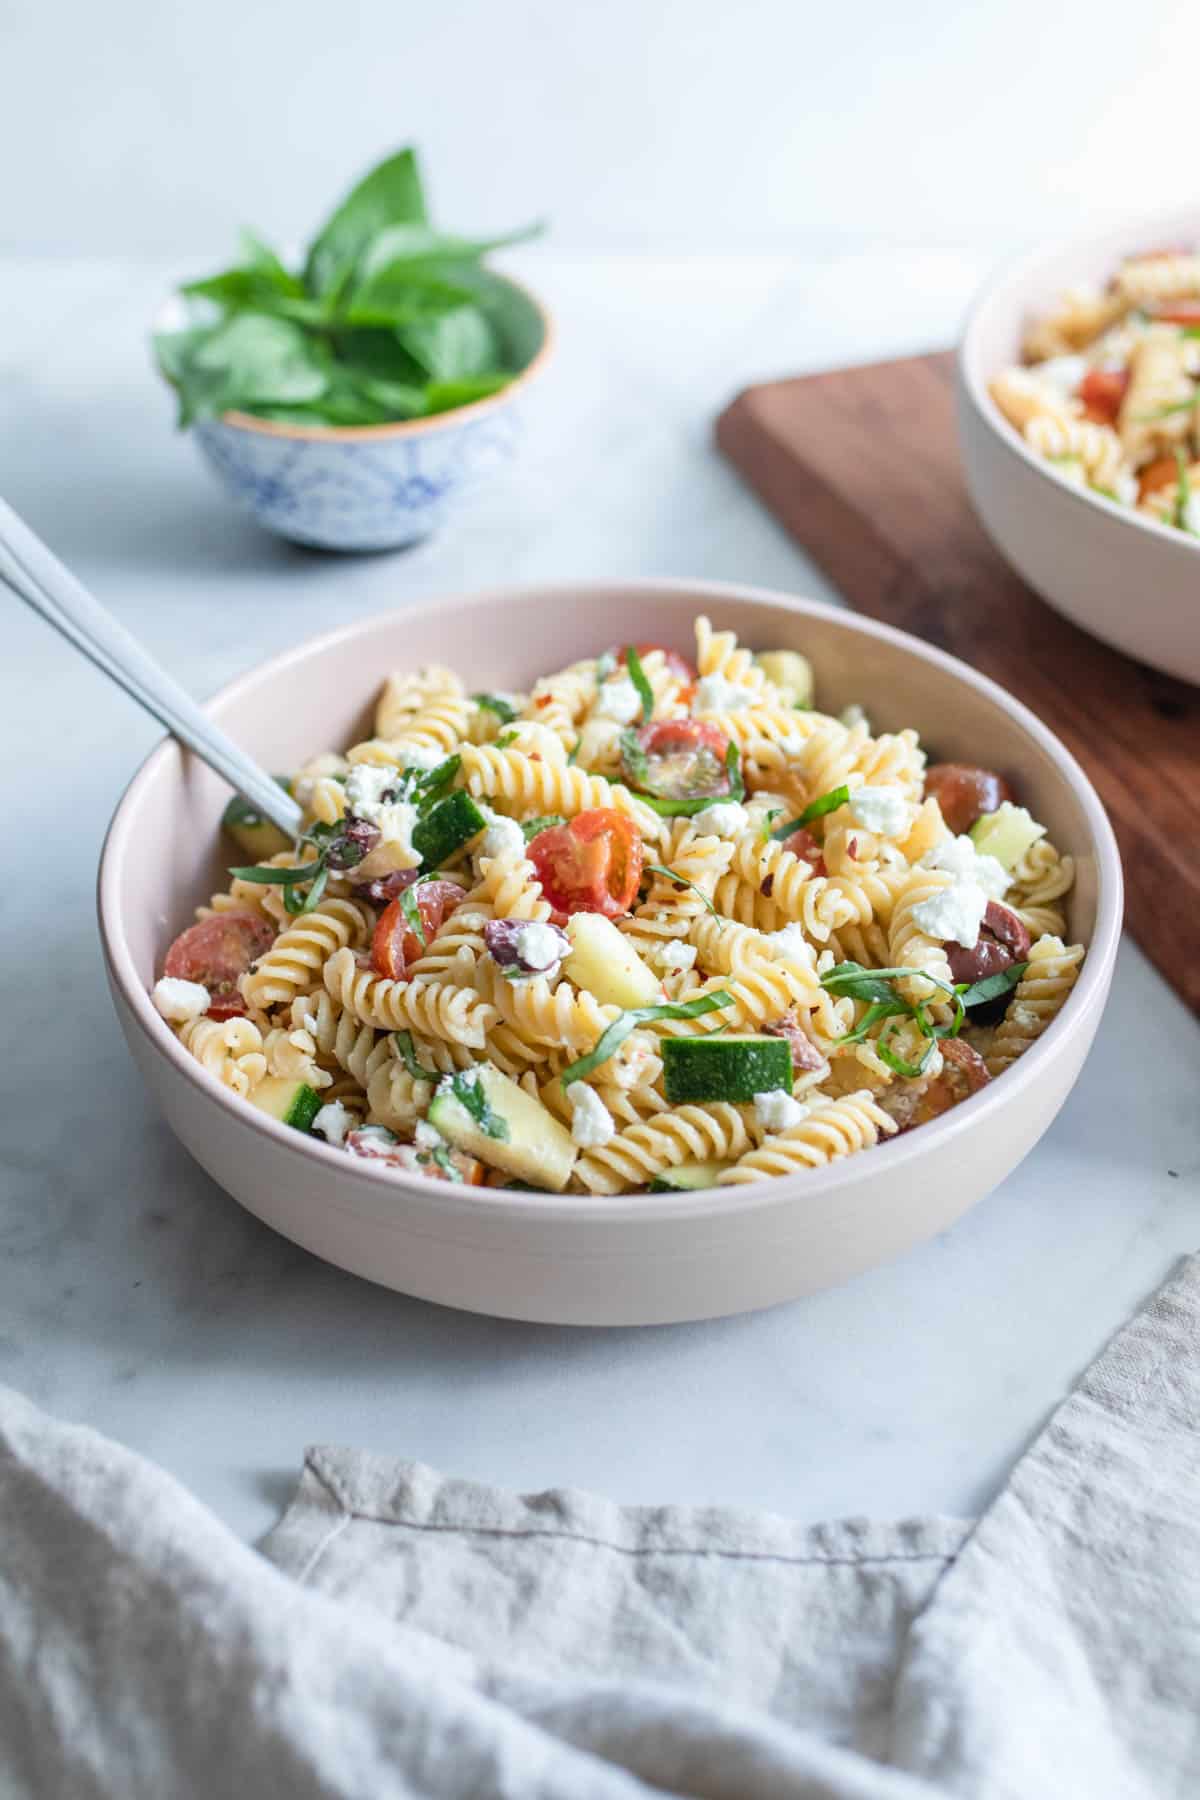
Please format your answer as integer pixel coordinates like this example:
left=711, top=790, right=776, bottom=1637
left=2, top=0, right=1197, bottom=258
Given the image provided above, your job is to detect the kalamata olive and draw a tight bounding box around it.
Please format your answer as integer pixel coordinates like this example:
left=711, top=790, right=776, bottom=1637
left=946, top=901, right=1031, bottom=987
left=763, top=1009, right=827, bottom=1075
left=923, top=763, right=1015, bottom=834
left=352, top=867, right=421, bottom=906
left=484, top=917, right=570, bottom=975
left=326, top=817, right=381, bottom=870
left=779, top=827, right=826, bottom=876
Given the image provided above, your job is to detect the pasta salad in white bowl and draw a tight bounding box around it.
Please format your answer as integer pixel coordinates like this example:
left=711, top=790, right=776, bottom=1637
left=958, top=211, right=1200, bottom=684
left=100, top=582, right=1121, bottom=1323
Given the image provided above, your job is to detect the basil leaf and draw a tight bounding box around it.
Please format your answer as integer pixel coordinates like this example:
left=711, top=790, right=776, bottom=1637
left=559, top=991, right=734, bottom=1086
left=958, top=962, right=1028, bottom=1008
left=448, top=1072, right=509, bottom=1140
left=473, top=692, right=518, bottom=725
left=619, top=728, right=649, bottom=789
left=643, top=864, right=720, bottom=919
left=413, top=754, right=462, bottom=810
left=399, top=878, right=430, bottom=947
left=424, top=375, right=511, bottom=417
left=304, top=148, right=430, bottom=299
left=624, top=645, right=655, bottom=725
left=875, top=1014, right=935, bottom=1079
left=834, top=997, right=911, bottom=1047
left=820, top=961, right=913, bottom=1006
left=284, top=864, right=329, bottom=916
left=228, top=861, right=313, bottom=885
left=760, top=807, right=782, bottom=842
left=392, top=1031, right=442, bottom=1085
left=495, top=731, right=518, bottom=750
left=396, top=306, right=501, bottom=382
left=724, top=742, right=745, bottom=803
left=429, top=1144, right=464, bottom=1181
left=771, top=784, right=851, bottom=840
left=522, top=815, right=566, bottom=841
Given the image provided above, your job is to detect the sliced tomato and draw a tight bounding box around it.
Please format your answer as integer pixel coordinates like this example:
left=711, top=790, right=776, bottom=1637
left=779, top=826, right=826, bottom=876
left=1078, top=367, right=1129, bottom=426
left=371, top=880, right=464, bottom=979
left=1138, top=455, right=1182, bottom=501
left=618, top=642, right=697, bottom=685
left=623, top=719, right=732, bottom=803
left=1152, top=299, right=1200, bottom=326
left=163, top=912, right=274, bottom=1016
left=527, top=809, right=643, bottom=919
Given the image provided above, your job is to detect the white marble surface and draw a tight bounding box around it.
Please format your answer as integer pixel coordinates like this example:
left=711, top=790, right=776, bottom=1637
left=2, top=249, right=1197, bottom=1546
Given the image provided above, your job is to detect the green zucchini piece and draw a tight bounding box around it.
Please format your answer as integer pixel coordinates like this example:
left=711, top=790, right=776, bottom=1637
left=221, top=779, right=293, bottom=860
left=412, top=791, right=487, bottom=870
left=662, top=1035, right=793, bottom=1106
left=248, top=1075, right=321, bottom=1133
left=649, top=1158, right=731, bottom=1191
left=428, top=1066, right=577, bottom=1191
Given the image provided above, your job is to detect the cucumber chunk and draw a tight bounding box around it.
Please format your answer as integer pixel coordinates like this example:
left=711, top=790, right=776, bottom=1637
left=662, top=1035, right=793, bottom=1106
left=412, top=791, right=487, bottom=870
left=428, top=1066, right=577, bottom=1192
left=563, top=912, right=662, bottom=1008
left=222, top=782, right=293, bottom=861
left=754, top=649, right=814, bottom=709
left=969, top=802, right=1046, bottom=873
left=249, top=1076, right=321, bottom=1133
left=649, top=1159, right=731, bottom=1190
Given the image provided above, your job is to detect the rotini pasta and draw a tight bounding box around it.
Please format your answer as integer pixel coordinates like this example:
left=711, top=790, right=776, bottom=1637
left=992, top=247, right=1200, bottom=533
left=152, top=616, right=1086, bottom=1193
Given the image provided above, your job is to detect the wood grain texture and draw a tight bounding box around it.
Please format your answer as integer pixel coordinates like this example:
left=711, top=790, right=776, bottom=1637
left=716, top=351, right=1199, bottom=1013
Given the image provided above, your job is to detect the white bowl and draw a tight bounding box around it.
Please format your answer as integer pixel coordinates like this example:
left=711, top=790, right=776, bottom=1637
left=98, top=581, right=1123, bottom=1326
left=958, top=211, right=1200, bottom=686
left=158, top=274, right=553, bottom=552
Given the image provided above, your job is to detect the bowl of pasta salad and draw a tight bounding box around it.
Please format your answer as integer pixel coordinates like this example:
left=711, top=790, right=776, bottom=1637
left=99, top=581, right=1121, bottom=1324
left=958, top=213, right=1200, bottom=684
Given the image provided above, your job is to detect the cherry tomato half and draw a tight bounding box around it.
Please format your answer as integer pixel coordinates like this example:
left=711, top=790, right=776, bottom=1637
left=371, top=881, right=464, bottom=979
left=163, top=911, right=274, bottom=1018
left=778, top=826, right=826, bottom=876
left=1153, top=300, right=1200, bottom=325
left=1139, top=455, right=1185, bottom=502
left=1078, top=367, right=1129, bottom=426
left=618, top=643, right=698, bottom=686
left=623, top=719, right=733, bottom=803
left=527, top=809, right=643, bottom=919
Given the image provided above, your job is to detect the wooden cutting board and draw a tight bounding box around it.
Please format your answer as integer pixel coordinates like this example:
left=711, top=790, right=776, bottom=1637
left=716, top=350, right=1200, bottom=1015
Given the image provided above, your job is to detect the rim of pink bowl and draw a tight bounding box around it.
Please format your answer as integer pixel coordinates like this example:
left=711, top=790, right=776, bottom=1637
left=98, top=579, right=1124, bottom=1226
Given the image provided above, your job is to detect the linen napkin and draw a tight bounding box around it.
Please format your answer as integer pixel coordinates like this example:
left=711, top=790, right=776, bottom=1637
left=3, top=1254, right=1199, bottom=1800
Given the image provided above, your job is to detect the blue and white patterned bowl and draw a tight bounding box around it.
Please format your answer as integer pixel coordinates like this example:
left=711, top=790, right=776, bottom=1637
left=161, top=275, right=553, bottom=552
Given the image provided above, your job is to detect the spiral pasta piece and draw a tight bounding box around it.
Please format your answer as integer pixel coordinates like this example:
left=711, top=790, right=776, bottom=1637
left=366, top=1061, right=435, bottom=1133
left=374, top=665, right=463, bottom=741
left=726, top=837, right=855, bottom=940
left=520, top=660, right=597, bottom=746
left=323, top=946, right=498, bottom=1047
left=240, top=898, right=373, bottom=1011
left=718, top=1092, right=896, bottom=1183
left=694, top=616, right=770, bottom=698
left=985, top=936, right=1084, bottom=1075
left=1115, top=253, right=1200, bottom=308
left=458, top=746, right=661, bottom=839
left=178, top=1016, right=267, bottom=1098
left=262, top=1024, right=332, bottom=1091
left=886, top=870, right=956, bottom=1006
left=575, top=1102, right=758, bottom=1195
left=475, top=956, right=619, bottom=1053
left=292, top=990, right=392, bottom=1089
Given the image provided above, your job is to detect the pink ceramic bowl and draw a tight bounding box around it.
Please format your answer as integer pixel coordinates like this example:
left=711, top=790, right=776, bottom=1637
left=98, top=580, right=1123, bottom=1325
left=958, top=209, right=1200, bottom=686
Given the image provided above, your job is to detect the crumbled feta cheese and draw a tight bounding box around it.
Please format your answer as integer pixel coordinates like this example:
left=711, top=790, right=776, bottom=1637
left=390, top=742, right=442, bottom=772
left=312, top=1100, right=354, bottom=1147
left=912, top=878, right=989, bottom=948
left=511, top=921, right=568, bottom=973
left=414, top=1120, right=442, bottom=1149
left=694, top=673, right=754, bottom=714
left=839, top=703, right=870, bottom=730
left=847, top=785, right=910, bottom=838
left=656, top=940, right=698, bottom=971
left=505, top=722, right=567, bottom=763
left=1035, top=353, right=1088, bottom=397
left=566, top=1081, right=617, bottom=1148
left=594, top=676, right=643, bottom=725
left=344, top=764, right=395, bottom=814
left=152, top=977, right=210, bottom=1023
left=754, top=1088, right=810, bottom=1133
left=692, top=800, right=749, bottom=837
left=922, top=834, right=1010, bottom=900
left=481, top=813, right=526, bottom=859
left=766, top=922, right=811, bottom=964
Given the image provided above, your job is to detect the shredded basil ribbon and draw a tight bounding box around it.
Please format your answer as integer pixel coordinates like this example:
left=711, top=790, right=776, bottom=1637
left=620, top=732, right=745, bottom=818
left=398, top=875, right=433, bottom=947
left=559, top=991, right=734, bottom=1086
left=448, top=1072, right=509, bottom=1140
left=471, top=692, right=518, bottom=724
left=392, top=1031, right=442, bottom=1085
left=642, top=864, right=721, bottom=919
left=820, top=959, right=1028, bottom=1071
left=522, top=814, right=567, bottom=841
left=770, top=784, right=850, bottom=842
left=623, top=645, right=655, bottom=725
